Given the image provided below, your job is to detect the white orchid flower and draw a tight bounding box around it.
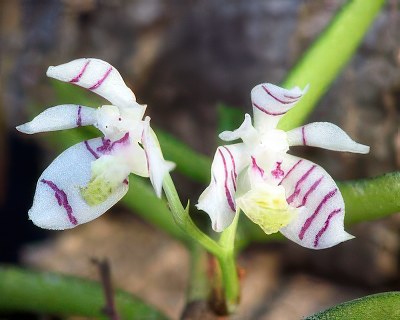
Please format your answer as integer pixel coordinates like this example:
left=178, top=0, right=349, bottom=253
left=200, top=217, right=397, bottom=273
left=17, top=58, right=174, bottom=230
left=197, top=83, right=369, bottom=249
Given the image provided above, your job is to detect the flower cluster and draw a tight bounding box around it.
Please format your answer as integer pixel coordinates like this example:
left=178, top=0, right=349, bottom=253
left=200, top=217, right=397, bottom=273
left=17, top=58, right=174, bottom=230
left=197, top=83, right=369, bottom=249
left=18, top=58, right=369, bottom=251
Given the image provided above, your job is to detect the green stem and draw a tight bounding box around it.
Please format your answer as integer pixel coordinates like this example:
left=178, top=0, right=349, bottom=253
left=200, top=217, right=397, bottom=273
left=185, top=244, right=210, bottom=303
left=216, top=212, right=240, bottom=314
left=0, top=266, right=169, bottom=320
left=162, top=173, right=223, bottom=257
left=163, top=173, right=240, bottom=314
left=278, top=0, right=386, bottom=131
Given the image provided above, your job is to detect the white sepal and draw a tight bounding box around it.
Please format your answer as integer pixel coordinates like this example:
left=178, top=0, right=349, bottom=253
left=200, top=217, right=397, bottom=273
left=141, top=117, right=175, bottom=197
left=196, top=144, right=247, bottom=232
left=287, top=122, right=370, bottom=154
left=47, top=58, right=143, bottom=111
left=16, top=105, right=96, bottom=134
left=251, top=83, right=308, bottom=130
left=29, top=138, right=129, bottom=230
left=278, top=154, right=353, bottom=249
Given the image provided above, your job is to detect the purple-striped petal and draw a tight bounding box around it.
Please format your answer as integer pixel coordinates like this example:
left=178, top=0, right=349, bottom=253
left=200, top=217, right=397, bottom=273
left=196, top=143, right=248, bottom=232
left=251, top=83, right=308, bottom=130
left=29, top=138, right=129, bottom=230
left=287, top=122, right=370, bottom=154
left=47, top=58, right=144, bottom=111
left=277, top=154, right=353, bottom=249
left=16, top=105, right=96, bottom=134
left=141, top=117, right=175, bottom=197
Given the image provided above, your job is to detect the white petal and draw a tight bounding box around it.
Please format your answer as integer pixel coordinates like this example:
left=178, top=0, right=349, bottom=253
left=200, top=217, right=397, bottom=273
left=28, top=138, right=129, bottom=230
left=219, top=113, right=258, bottom=145
left=141, top=117, right=175, bottom=197
left=114, top=135, right=149, bottom=178
left=277, top=154, right=353, bottom=249
left=196, top=143, right=248, bottom=232
left=251, top=83, right=309, bottom=130
left=47, top=58, right=144, bottom=112
left=16, top=105, right=96, bottom=134
left=287, top=122, right=370, bottom=154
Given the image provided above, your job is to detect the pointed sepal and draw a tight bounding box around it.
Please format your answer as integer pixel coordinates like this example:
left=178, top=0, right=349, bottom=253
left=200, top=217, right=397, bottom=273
left=287, top=122, right=369, bottom=154
left=16, top=105, right=96, bottom=134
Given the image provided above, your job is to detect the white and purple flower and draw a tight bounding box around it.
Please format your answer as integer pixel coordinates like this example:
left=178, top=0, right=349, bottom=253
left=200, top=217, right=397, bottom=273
left=197, top=83, right=369, bottom=249
left=17, top=58, right=174, bottom=230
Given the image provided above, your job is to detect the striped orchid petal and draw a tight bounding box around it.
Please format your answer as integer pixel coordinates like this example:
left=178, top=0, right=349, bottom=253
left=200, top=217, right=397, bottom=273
left=47, top=58, right=143, bottom=111
left=251, top=83, right=308, bottom=130
left=287, top=122, right=369, bottom=154
left=197, top=144, right=248, bottom=232
left=141, top=117, right=175, bottom=198
left=29, top=138, right=129, bottom=230
left=278, top=154, right=353, bottom=249
left=16, top=104, right=96, bottom=134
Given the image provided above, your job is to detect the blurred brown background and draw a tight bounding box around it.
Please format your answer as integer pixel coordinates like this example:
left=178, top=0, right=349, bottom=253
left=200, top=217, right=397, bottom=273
left=0, top=0, right=399, bottom=319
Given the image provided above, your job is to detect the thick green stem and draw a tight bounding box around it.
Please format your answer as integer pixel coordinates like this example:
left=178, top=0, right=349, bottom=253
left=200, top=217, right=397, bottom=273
left=278, top=0, right=386, bottom=131
left=216, top=213, right=240, bottom=313
left=185, top=244, right=210, bottom=303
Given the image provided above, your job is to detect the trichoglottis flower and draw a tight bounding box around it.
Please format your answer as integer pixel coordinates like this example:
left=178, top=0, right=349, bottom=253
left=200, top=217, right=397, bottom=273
left=17, top=58, right=174, bottom=230
left=197, top=83, right=369, bottom=249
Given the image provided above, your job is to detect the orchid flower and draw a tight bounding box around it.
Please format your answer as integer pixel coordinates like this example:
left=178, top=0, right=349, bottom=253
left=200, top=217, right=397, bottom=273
left=197, top=83, right=369, bottom=249
left=17, top=58, right=174, bottom=230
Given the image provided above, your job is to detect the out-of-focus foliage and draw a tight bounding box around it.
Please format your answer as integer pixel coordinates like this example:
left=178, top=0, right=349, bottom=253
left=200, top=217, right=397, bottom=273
left=0, top=266, right=169, bottom=320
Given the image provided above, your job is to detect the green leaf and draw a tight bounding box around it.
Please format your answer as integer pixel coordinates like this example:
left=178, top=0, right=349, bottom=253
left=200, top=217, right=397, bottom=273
left=339, top=172, right=400, bottom=225
left=156, top=129, right=211, bottom=184
left=305, top=292, right=400, bottom=320
left=0, top=266, right=169, bottom=320
left=278, top=0, right=386, bottom=131
left=124, top=176, right=191, bottom=244
left=217, top=103, right=244, bottom=133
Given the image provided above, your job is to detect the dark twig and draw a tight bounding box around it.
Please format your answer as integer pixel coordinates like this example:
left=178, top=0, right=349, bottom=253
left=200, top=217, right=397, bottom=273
left=91, top=257, right=120, bottom=320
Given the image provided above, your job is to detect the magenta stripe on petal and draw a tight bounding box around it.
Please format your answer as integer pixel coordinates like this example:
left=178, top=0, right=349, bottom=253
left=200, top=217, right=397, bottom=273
left=76, top=105, right=82, bottom=127
left=302, top=126, right=306, bottom=145
left=252, top=102, right=286, bottom=116
left=89, top=67, right=112, bottom=90
left=278, top=159, right=302, bottom=186
left=286, top=165, right=316, bottom=204
left=40, top=179, right=78, bottom=225
left=218, top=149, right=236, bottom=212
left=313, top=208, right=342, bottom=247
left=222, top=146, right=237, bottom=179
left=262, top=85, right=299, bottom=105
left=299, top=188, right=338, bottom=240
left=251, top=156, right=264, bottom=178
left=296, top=176, right=323, bottom=208
left=97, top=132, right=130, bottom=154
left=222, top=146, right=237, bottom=190
left=70, top=60, right=90, bottom=83
left=84, top=140, right=99, bottom=159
